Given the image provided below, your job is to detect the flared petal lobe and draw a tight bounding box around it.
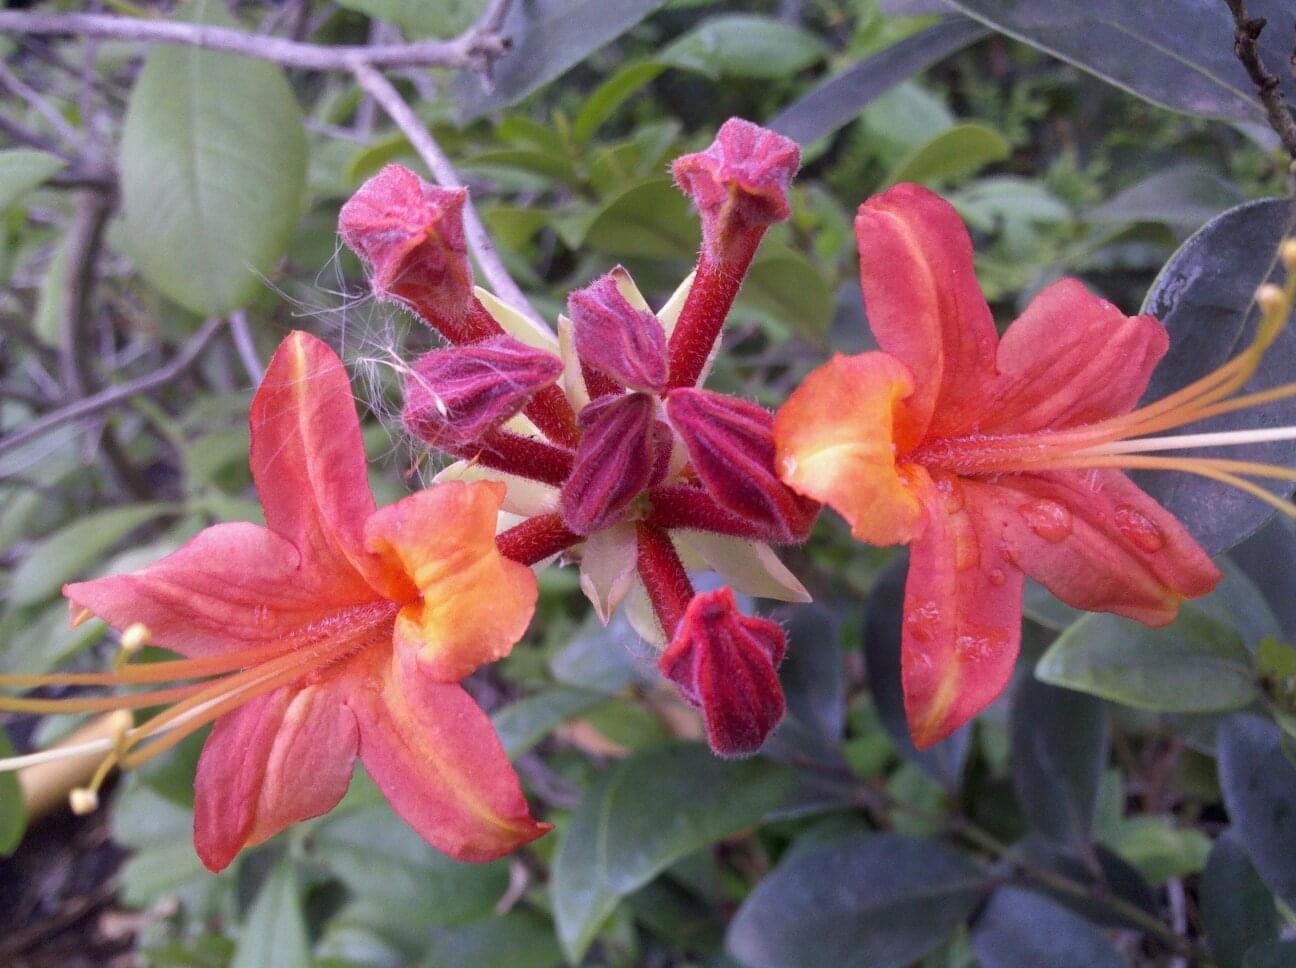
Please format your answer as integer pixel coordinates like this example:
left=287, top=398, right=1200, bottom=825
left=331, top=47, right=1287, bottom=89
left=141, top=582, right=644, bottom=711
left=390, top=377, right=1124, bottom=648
left=965, top=470, right=1220, bottom=625
left=984, top=279, right=1169, bottom=433
left=365, top=481, right=537, bottom=682
left=855, top=184, right=999, bottom=439
left=193, top=676, right=360, bottom=872
left=773, top=352, right=922, bottom=546
left=902, top=472, right=1024, bottom=749
left=351, top=648, right=550, bottom=862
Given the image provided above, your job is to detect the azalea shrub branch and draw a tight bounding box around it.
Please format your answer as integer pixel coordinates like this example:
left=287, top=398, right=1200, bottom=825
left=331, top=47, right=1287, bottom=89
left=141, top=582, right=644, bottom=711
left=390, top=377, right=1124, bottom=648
left=1223, top=0, right=1296, bottom=169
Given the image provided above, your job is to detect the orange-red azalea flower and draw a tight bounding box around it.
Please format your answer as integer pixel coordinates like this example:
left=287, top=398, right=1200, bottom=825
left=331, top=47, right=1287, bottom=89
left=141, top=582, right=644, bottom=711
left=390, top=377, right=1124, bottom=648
left=2, top=331, right=548, bottom=870
left=774, top=184, right=1228, bottom=749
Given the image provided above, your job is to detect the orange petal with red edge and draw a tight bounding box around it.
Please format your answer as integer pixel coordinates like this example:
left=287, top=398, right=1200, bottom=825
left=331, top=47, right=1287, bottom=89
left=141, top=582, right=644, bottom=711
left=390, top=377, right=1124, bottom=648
left=773, top=352, right=923, bottom=547
left=194, top=677, right=359, bottom=872
left=856, top=183, right=999, bottom=439
left=984, top=279, right=1169, bottom=433
left=965, top=470, right=1220, bottom=626
left=365, top=480, right=537, bottom=681
left=350, top=647, right=550, bottom=861
left=902, top=471, right=1024, bottom=750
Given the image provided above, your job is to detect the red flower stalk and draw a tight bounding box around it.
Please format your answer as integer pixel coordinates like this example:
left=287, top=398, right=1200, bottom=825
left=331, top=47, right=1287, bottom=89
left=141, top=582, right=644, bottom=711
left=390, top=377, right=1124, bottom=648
left=0, top=333, right=548, bottom=870
left=667, top=119, right=801, bottom=389
left=658, top=587, right=787, bottom=757
left=402, top=335, right=564, bottom=448
left=770, top=184, right=1296, bottom=748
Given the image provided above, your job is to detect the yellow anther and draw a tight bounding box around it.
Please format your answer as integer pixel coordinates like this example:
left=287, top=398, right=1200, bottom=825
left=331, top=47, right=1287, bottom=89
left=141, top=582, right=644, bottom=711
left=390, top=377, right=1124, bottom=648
left=1256, top=283, right=1287, bottom=317
left=120, top=623, right=150, bottom=655
left=1280, top=239, right=1296, bottom=272
left=69, top=787, right=99, bottom=815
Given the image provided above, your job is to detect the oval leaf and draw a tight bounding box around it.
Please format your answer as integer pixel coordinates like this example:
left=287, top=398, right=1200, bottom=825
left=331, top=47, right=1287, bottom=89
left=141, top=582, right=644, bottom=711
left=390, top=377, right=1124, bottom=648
left=0, top=149, right=65, bottom=211
left=230, top=859, right=311, bottom=968
left=1218, top=714, right=1296, bottom=908
left=659, top=15, right=829, bottom=80
left=1201, top=833, right=1279, bottom=968
left=883, top=121, right=1010, bottom=187
left=971, top=886, right=1126, bottom=968
left=119, top=0, right=307, bottom=315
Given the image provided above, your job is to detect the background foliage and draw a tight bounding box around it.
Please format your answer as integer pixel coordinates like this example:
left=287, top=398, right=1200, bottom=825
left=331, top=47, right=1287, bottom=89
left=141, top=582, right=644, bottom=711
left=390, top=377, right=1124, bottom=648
left=3, top=1, right=1296, bottom=965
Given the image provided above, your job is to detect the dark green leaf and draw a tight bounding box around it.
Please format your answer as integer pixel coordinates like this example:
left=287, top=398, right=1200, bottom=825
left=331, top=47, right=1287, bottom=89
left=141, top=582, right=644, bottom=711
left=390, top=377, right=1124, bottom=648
left=1140, top=197, right=1296, bottom=554
left=0, top=728, right=26, bottom=856
left=1233, top=517, right=1296, bottom=638
left=491, top=687, right=605, bottom=759
left=424, top=910, right=562, bottom=968
left=1018, top=838, right=1160, bottom=930
left=230, top=859, right=310, bottom=968
left=1218, top=714, right=1296, bottom=907
left=737, top=249, right=834, bottom=341
left=0, top=148, right=65, bottom=211
left=119, top=0, right=307, bottom=314
left=454, top=0, right=670, bottom=121
left=582, top=178, right=699, bottom=260
left=1011, top=675, right=1105, bottom=845
left=945, top=0, right=1289, bottom=123
left=971, top=887, right=1125, bottom=968
left=882, top=122, right=1010, bottom=187
left=1201, top=833, right=1279, bottom=968
left=658, top=15, right=828, bottom=80
left=770, top=19, right=990, bottom=145
left=726, top=834, right=988, bottom=968
left=1104, top=815, right=1211, bottom=884
left=551, top=743, right=791, bottom=962
left=1087, top=164, right=1246, bottom=230
left=573, top=61, right=666, bottom=144
left=1244, top=941, right=1296, bottom=968
left=863, top=555, right=970, bottom=789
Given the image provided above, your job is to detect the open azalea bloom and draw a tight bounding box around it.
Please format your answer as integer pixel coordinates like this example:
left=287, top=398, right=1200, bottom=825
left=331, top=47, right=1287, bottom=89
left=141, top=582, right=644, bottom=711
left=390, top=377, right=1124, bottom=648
left=340, top=120, right=818, bottom=756
left=775, top=183, right=1296, bottom=749
left=0, top=332, right=549, bottom=871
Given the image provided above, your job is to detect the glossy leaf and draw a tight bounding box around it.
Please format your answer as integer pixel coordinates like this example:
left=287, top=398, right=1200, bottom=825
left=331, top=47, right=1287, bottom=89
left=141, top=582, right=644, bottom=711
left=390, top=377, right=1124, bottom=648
left=119, top=0, right=307, bottom=315
left=491, top=687, right=605, bottom=759
left=1011, top=675, right=1106, bottom=846
left=1218, top=714, right=1296, bottom=907
left=423, top=910, right=563, bottom=968
left=551, top=743, right=791, bottom=962
left=1087, top=164, right=1246, bottom=230
left=971, top=887, right=1125, bottom=968
left=1201, top=833, right=1279, bottom=968
left=658, top=15, right=828, bottom=80
left=770, top=19, right=990, bottom=145
left=726, top=834, right=988, bottom=968
left=882, top=121, right=1010, bottom=187
left=230, top=859, right=311, bottom=968
left=0, top=148, right=64, bottom=211
left=737, top=249, right=834, bottom=340
left=582, top=179, right=700, bottom=260
left=1104, top=815, right=1211, bottom=885
left=573, top=61, right=666, bottom=144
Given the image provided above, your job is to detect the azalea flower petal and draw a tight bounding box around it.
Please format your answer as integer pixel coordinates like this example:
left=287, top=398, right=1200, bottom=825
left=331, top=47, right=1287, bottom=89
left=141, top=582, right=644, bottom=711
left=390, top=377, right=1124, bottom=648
left=902, top=471, right=1024, bottom=750
left=773, top=352, right=923, bottom=546
left=855, top=183, right=999, bottom=438
left=351, top=648, right=550, bottom=861
left=965, top=470, right=1221, bottom=625
left=984, top=279, right=1169, bottom=433
left=194, top=677, right=359, bottom=872
left=65, top=523, right=347, bottom=658
left=251, top=331, right=394, bottom=601
left=365, top=481, right=537, bottom=681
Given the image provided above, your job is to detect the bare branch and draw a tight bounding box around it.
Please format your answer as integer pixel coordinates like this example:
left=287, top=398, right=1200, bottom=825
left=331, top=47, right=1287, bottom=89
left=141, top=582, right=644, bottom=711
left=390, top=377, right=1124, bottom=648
left=0, top=318, right=224, bottom=461
left=0, top=11, right=508, bottom=73
left=0, top=58, right=85, bottom=150
left=351, top=62, right=550, bottom=336
left=1224, top=0, right=1296, bottom=166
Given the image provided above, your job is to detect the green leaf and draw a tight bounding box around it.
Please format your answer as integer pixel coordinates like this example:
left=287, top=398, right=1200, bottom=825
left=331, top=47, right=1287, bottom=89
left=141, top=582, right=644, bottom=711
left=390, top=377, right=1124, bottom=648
left=112, top=783, right=213, bottom=907
left=8, top=502, right=177, bottom=608
left=231, top=860, right=311, bottom=968
left=726, top=834, right=989, bottom=968
left=1035, top=607, right=1257, bottom=713
left=1201, top=834, right=1279, bottom=968
left=119, top=0, right=307, bottom=315
left=0, top=602, right=104, bottom=677
left=1087, top=164, right=1246, bottom=230
left=32, top=230, right=71, bottom=347
left=454, top=0, right=671, bottom=121
left=336, top=0, right=485, bottom=37
left=770, top=19, right=989, bottom=145
left=573, top=61, right=666, bottom=144
left=582, top=178, right=699, bottom=260
left=1245, top=941, right=1296, bottom=968
left=423, top=910, right=563, bottom=968
left=551, top=743, right=791, bottom=962
left=658, top=15, right=828, bottom=79
left=971, top=887, right=1125, bottom=968
left=0, top=149, right=65, bottom=211
left=737, top=249, right=834, bottom=341
left=1011, top=676, right=1106, bottom=847
left=1104, top=816, right=1211, bottom=885
left=1218, top=714, right=1296, bottom=907
left=491, top=687, right=605, bottom=759
left=0, top=727, right=27, bottom=856
left=883, top=122, right=1011, bottom=187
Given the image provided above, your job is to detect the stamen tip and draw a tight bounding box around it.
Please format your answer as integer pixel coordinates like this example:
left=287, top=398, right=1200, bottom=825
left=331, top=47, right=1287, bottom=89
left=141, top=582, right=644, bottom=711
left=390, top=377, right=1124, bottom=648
left=69, top=787, right=99, bottom=815
left=1256, top=283, right=1287, bottom=316
left=1281, top=239, right=1296, bottom=272
left=120, top=623, right=150, bottom=655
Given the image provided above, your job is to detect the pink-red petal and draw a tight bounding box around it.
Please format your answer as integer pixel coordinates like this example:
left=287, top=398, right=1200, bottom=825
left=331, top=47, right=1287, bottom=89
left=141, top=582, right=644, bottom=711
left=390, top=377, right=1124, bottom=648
left=901, top=471, right=1024, bottom=749
left=350, top=648, right=550, bottom=862
left=193, top=676, right=359, bottom=872
left=855, top=184, right=999, bottom=439
left=983, top=279, right=1169, bottom=433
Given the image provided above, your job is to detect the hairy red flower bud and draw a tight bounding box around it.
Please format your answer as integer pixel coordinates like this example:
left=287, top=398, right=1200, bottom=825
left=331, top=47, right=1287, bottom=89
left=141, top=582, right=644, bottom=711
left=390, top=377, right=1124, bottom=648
left=658, top=587, right=787, bottom=757
left=560, top=393, right=658, bottom=534
left=666, top=388, right=819, bottom=543
left=402, top=335, right=563, bottom=448
left=339, top=164, right=476, bottom=333
left=568, top=271, right=668, bottom=393
left=671, top=118, right=800, bottom=264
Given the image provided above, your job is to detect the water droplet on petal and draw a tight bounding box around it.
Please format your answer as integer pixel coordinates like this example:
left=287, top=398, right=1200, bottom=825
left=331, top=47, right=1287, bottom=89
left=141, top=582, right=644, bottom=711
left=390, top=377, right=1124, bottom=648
left=905, top=600, right=941, bottom=642
left=1114, top=504, right=1165, bottom=552
left=988, top=568, right=1006, bottom=587
left=1020, top=498, right=1073, bottom=543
